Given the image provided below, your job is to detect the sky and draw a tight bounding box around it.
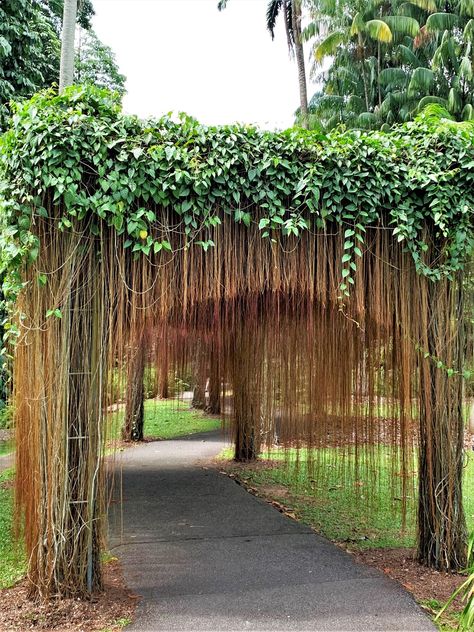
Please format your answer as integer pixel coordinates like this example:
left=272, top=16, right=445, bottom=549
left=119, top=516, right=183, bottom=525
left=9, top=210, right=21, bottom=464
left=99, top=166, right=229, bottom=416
left=92, top=0, right=313, bottom=129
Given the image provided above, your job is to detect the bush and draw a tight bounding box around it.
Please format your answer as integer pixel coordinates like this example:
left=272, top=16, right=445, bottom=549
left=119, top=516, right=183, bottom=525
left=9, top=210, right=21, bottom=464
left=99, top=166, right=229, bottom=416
left=0, top=404, right=12, bottom=429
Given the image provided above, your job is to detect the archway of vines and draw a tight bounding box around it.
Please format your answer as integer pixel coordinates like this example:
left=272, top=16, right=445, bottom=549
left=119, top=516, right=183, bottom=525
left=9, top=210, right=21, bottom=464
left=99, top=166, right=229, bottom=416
left=0, top=87, right=473, bottom=599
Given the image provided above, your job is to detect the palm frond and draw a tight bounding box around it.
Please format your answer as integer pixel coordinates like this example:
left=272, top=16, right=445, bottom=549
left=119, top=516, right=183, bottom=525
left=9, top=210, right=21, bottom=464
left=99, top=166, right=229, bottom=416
left=448, top=87, right=463, bottom=113
left=346, top=94, right=365, bottom=113
left=462, top=103, right=474, bottom=120
left=460, top=55, right=473, bottom=81
left=417, top=95, right=448, bottom=112
left=350, top=12, right=365, bottom=36
left=356, top=111, right=378, bottom=128
left=315, top=30, right=346, bottom=61
left=266, top=0, right=285, bottom=40
left=464, top=19, right=474, bottom=42
left=383, top=16, right=420, bottom=38
left=379, top=67, right=409, bottom=87
left=365, top=19, right=393, bottom=43
left=460, top=0, right=474, bottom=18
left=407, top=66, right=434, bottom=95
left=396, top=44, right=422, bottom=68
left=405, top=0, right=437, bottom=12
left=425, top=12, right=458, bottom=33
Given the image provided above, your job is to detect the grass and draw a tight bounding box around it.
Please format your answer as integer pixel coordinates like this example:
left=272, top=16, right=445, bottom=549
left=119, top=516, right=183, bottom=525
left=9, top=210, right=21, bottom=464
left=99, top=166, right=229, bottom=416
left=421, top=599, right=462, bottom=632
left=222, top=445, right=474, bottom=630
left=0, top=440, right=14, bottom=457
left=0, top=468, right=26, bottom=589
left=108, top=398, right=221, bottom=440
left=99, top=619, right=132, bottom=632
left=224, top=445, right=474, bottom=550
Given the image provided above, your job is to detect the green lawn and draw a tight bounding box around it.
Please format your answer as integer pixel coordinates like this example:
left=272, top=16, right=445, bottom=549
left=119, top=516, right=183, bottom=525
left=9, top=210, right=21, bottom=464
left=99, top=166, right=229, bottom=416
left=224, top=445, right=474, bottom=550
left=0, top=440, right=14, bottom=458
left=0, top=468, right=26, bottom=588
left=108, top=398, right=221, bottom=440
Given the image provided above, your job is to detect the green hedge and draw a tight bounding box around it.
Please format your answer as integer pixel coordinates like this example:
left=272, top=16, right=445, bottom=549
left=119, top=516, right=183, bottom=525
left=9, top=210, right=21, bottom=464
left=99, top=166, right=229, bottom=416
left=0, top=86, right=473, bottom=287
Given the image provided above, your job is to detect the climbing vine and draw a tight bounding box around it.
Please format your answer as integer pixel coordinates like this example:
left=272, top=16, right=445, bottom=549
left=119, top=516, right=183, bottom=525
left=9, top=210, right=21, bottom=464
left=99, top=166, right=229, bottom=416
left=1, top=86, right=474, bottom=296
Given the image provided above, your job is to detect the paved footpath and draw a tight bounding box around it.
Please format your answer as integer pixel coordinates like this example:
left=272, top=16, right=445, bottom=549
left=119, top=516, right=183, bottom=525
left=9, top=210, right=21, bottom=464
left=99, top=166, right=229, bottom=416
left=109, top=431, right=434, bottom=632
left=0, top=452, right=14, bottom=473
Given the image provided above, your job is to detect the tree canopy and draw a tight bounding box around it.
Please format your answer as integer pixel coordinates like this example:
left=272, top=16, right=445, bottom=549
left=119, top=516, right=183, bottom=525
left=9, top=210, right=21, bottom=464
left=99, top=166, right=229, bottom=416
left=0, top=0, right=125, bottom=129
left=305, top=0, right=474, bottom=130
left=1, top=87, right=473, bottom=294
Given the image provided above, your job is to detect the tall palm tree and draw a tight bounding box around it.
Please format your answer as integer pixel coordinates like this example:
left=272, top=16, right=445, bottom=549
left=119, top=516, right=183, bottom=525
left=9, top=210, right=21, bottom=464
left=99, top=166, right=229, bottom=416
left=218, top=0, right=309, bottom=128
left=59, top=0, right=77, bottom=93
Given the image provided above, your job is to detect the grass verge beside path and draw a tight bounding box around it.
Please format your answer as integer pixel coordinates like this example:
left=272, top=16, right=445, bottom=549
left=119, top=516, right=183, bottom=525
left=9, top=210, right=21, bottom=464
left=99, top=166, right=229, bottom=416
left=0, top=468, right=25, bottom=589
left=109, top=398, right=221, bottom=440
left=0, top=439, right=14, bottom=458
left=219, top=446, right=474, bottom=549
left=218, top=446, right=474, bottom=632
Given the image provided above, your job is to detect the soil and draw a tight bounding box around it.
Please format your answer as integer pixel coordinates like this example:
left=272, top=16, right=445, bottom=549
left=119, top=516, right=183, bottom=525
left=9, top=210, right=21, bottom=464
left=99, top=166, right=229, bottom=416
left=351, top=547, right=466, bottom=615
left=350, top=549, right=466, bottom=604
left=0, top=428, right=12, bottom=442
left=0, top=560, right=138, bottom=632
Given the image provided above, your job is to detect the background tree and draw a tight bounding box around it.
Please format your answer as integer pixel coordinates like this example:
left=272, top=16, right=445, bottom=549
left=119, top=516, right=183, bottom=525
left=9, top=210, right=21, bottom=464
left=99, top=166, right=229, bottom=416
left=305, top=0, right=474, bottom=130
left=75, top=28, right=126, bottom=96
left=0, top=0, right=125, bottom=129
left=59, top=0, right=78, bottom=92
left=0, top=0, right=60, bottom=128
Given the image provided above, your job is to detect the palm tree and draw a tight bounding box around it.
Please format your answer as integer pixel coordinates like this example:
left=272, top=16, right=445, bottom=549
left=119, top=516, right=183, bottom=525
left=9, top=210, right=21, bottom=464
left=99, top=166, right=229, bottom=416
left=306, top=0, right=474, bottom=130
left=218, top=0, right=309, bottom=128
left=59, top=0, right=77, bottom=93
left=307, top=0, right=425, bottom=127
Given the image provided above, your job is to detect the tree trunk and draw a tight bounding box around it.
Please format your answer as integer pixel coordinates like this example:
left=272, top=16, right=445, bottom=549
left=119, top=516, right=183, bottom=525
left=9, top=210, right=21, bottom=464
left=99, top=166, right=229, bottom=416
left=192, top=341, right=207, bottom=410
left=160, top=342, right=170, bottom=399
left=234, top=399, right=259, bottom=461
left=230, top=310, right=263, bottom=462
left=59, top=0, right=78, bottom=93
left=206, top=346, right=221, bottom=414
left=292, top=0, right=309, bottom=129
left=0, top=271, right=8, bottom=407
left=417, top=277, right=467, bottom=571
left=192, top=381, right=206, bottom=410
left=122, top=337, right=145, bottom=442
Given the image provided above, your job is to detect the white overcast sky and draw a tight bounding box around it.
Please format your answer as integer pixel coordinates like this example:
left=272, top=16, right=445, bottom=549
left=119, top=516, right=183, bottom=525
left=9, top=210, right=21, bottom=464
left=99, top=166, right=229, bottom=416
left=92, top=0, right=314, bottom=129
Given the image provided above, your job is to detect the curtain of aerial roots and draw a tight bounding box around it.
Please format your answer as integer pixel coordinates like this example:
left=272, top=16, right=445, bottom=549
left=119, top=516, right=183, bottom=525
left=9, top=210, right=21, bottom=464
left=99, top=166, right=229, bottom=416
left=14, top=216, right=108, bottom=598
left=15, top=213, right=469, bottom=598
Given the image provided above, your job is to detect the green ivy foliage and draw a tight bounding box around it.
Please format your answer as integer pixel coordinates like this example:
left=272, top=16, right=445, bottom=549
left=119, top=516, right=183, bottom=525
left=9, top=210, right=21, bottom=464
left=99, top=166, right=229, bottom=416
left=1, top=86, right=474, bottom=291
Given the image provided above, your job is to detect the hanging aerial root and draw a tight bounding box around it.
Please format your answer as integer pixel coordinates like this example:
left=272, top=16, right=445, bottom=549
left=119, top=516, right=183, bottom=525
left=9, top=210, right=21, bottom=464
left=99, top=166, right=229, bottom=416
left=13, top=212, right=470, bottom=599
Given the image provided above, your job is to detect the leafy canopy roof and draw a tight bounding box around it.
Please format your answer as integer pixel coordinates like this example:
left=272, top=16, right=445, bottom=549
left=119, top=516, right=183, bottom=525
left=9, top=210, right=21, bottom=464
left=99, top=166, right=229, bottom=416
left=1, top=86, right=473, bottom=286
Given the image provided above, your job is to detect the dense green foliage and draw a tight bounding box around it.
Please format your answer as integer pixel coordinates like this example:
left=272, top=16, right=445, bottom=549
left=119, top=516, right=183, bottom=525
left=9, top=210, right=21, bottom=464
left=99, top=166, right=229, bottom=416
left=306, top=0, right=474, bottom=130
left=1, top=87, right=473, bottom=292
left=0, top=468, right=26, bottom=589
left=0, top=0, right=59, bottom=128
left=0, top=0, right=124, bottom=130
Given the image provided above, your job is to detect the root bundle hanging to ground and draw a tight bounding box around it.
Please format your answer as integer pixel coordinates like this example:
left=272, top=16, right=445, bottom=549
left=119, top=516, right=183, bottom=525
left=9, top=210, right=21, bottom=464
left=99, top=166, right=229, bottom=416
left=13, top=214, right=471, bottom=597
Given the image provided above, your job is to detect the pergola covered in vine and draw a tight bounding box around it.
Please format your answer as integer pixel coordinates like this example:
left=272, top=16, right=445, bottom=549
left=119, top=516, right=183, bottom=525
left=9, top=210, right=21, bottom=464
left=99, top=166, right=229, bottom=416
left=1, top=87, right=473, bottom=599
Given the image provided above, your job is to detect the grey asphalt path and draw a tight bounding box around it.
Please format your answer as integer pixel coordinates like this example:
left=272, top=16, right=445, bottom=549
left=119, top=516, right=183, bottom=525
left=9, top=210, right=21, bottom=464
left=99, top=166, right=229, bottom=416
left=0, top=452, right=14, bottom=473
left=109, top=431, right=434, bottom=632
